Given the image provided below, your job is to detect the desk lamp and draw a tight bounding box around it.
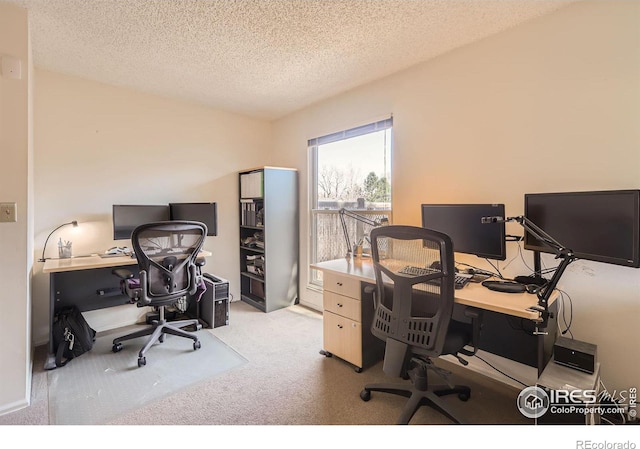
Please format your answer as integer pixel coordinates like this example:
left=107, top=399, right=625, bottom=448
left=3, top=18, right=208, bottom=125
left=339, top=208, right=389, bottom=260
left=482, top=215, right=576, bottom=329
left=39, top=220, right=78, bottom=262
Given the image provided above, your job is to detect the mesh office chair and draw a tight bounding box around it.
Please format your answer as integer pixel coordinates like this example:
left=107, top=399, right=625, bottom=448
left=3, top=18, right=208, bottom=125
left=360, top=225, right=483, bottom=424
left=111, top=221, right=207, bottom=367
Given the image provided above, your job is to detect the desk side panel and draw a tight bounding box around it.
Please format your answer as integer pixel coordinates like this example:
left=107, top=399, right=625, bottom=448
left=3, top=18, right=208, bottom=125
left=52, top=266, right=138, bottom=312
left=474, top=302, right=557, bottom=369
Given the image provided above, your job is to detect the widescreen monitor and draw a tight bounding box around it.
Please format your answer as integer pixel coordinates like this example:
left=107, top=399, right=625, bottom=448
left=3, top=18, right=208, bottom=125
left=421, top=204, right=506, bottom=260
left=112, top=204, right=170, bottom=240
left=524, top=190, right=640, bottom=268
left=169, top=202, right=217, bottom=236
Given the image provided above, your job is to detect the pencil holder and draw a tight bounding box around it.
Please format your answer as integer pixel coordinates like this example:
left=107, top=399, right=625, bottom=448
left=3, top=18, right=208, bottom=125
left=58, top=242, right=72, bottom=259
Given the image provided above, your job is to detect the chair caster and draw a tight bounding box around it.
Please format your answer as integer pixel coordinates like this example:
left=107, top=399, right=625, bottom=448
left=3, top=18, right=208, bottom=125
left=195, top=324, right=203, bottom=331
left=112, top=343, right=123, bottom=353
left=193, top=340, right=201, bottom=350
left=355, top=367, right=362, bottom=373
left=319, top=350, right=332, bottom=358
left=360, top=389, right=371, bottom=401
left=138, top=356, right=146, bottom=367
left=458, top=392, right=470, bottom=401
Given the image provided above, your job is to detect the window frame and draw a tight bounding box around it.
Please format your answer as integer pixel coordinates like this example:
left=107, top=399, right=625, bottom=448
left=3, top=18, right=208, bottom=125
left=308, top=118, right=393, bottom=287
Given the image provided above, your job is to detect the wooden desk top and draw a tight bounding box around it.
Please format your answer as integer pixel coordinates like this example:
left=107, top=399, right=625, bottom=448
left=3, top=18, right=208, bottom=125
left=43, top=250, right=212, bottom=273
left=311, top=258, right=556, bottom=321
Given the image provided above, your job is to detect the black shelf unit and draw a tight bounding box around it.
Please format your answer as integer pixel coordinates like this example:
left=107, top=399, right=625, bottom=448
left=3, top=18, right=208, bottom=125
left=239, top=167, right=298, bottom=312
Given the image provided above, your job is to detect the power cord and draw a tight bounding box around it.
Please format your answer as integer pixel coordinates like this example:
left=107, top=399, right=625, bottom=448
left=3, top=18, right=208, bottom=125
left=484, top=258, right=504, bottom=279
left=474, top=354, right=528, bottom=388
left=513, top=239, right=559, bottom=280
left=556, top=288, right=573, bottom=338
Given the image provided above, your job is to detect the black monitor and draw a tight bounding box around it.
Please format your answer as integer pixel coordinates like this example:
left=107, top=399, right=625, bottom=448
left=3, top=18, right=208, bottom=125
left=170, top=202, right=217, bottom=236
left=421, top=204, right=506, bottom=260
left=112, top=204, right=170, bottom=240
left=524, top=190, right=640, bottom=268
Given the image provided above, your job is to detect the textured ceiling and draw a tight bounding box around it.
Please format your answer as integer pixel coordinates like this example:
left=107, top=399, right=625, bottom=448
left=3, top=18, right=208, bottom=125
left=4, top=0, right=577, bottom=119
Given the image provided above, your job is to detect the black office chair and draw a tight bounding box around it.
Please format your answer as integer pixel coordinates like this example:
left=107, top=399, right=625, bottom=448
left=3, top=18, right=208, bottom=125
left=360, top=225, right=483, bottom=424
left=111, top=221, right=207, bottom=367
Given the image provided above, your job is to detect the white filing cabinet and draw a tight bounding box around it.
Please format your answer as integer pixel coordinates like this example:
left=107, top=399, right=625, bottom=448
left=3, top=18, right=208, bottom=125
left=321, top=271, right=384, bottom=372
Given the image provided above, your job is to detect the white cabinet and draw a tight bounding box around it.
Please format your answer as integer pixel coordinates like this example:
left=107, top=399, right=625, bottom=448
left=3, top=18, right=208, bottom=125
left=321, top=272, right=384, bottom=372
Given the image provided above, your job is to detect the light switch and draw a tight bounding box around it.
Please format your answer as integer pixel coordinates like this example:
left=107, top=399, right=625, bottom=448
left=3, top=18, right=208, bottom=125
left=0, top=202, right=17, bottom=222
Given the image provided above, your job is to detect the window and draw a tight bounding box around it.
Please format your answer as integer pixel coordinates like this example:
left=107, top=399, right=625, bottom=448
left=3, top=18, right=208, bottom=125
left=309, top=118, right=393, bottom=285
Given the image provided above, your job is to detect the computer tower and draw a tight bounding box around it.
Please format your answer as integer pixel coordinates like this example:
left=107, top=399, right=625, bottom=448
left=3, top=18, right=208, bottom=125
left=187, top=274, right=229, bottom=328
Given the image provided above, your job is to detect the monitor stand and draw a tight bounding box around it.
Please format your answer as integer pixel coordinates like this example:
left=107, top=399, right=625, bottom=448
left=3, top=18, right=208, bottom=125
left=515, top=251, right=548, bottom=286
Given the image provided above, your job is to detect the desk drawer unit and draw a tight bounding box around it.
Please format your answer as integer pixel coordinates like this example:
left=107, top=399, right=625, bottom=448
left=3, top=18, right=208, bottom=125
left=323, top=310, right=363, bottom=368
left=321, top=273, right=383, bottom=372
left=323, top=291, right=361, bottom=321
left=323, top=271, right=361, bottom=298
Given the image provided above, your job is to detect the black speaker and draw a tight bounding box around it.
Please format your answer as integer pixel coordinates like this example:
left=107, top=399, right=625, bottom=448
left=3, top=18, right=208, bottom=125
left=553, top=337, right=597, bottom=374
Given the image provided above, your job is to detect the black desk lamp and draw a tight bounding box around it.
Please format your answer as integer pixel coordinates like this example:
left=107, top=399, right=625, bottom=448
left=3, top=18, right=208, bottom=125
left=39, top=220, right=78, bottom=262
left=482, top=215, right=576, bottom=329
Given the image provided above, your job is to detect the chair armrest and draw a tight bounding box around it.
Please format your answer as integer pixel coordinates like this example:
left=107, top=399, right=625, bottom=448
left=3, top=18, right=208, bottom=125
left=363, top=284, right=377, bottom=309
left=136, top=270, right=151, bottom=306
left=112, top=268, right=134, bottom=280
left=459, top=307, right=484, bottom=357
left=188, top=264, right=199, bottom=296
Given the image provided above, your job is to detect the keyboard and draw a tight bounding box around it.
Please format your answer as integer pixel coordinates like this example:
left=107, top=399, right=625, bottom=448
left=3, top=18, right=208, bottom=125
left=453, top=273, right=473, bottom=289
left=398, top=265, right=472, bottom=289
left=398, top=265, right=436, bottom=276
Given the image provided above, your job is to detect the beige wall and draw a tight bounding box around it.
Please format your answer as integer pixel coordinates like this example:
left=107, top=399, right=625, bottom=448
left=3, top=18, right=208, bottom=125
left=0, top=3, right=32, bottom=414
left=274, top=0, right=640, bottom=392
left=31, top=70, right=272, bottom=342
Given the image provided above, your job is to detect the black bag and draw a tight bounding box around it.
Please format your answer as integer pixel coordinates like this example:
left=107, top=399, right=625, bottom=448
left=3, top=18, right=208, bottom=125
left=52, top=306, right=96, bottom=367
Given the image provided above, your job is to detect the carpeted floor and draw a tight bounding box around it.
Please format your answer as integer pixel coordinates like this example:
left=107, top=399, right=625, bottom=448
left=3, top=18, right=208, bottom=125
left=2, top=300, right=530, bottom=426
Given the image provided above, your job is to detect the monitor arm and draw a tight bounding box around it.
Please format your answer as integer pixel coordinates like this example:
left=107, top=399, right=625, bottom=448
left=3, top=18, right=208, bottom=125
left=339, top=208, right=389, bottom=260
left=504, top=215, right=576, bottom=329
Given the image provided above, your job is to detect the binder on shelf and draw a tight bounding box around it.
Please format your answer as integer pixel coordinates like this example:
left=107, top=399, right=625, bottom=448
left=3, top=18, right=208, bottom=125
left=240, top=200, right=264, bottom=227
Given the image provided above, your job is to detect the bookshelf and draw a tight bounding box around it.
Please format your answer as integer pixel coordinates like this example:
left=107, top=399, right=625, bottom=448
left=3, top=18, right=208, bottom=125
left=239, top=167, right=299, bottom=312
